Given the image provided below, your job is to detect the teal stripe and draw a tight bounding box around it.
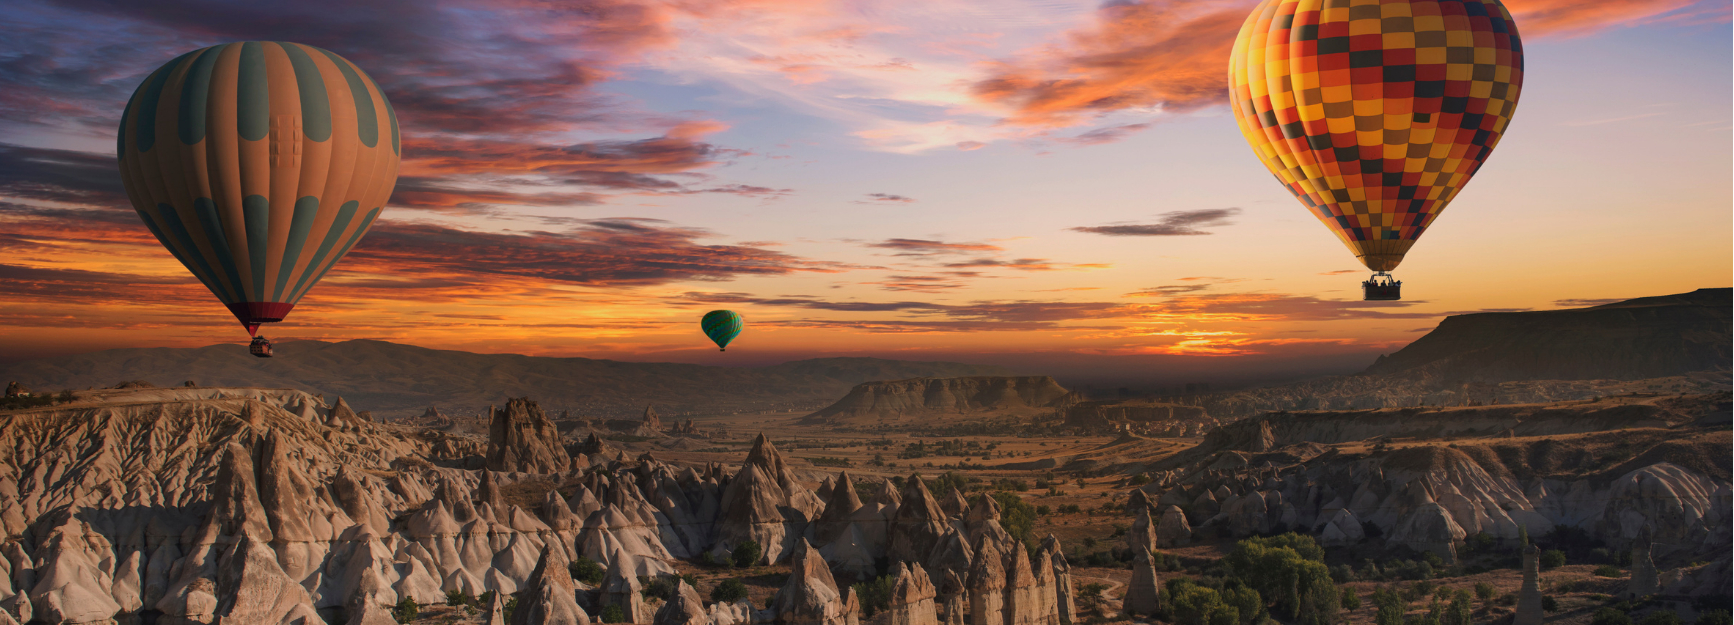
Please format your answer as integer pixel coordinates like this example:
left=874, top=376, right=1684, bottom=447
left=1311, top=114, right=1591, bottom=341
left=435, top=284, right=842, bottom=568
left=236, top=42, right=269, bottom=142
left=177, top=46, right=222, bottom=145
left=134, top=51, right=195, bottom=153
left=137, top=208, right=230, bottom=302
left=242, top=195, right=270, bottom=301
left=278, top=43, right=331, bottom=142
left=194, top=197, right=246, bottom=301
left=371, top=71, right=398, bottom=155
left=174, top=200, right=241, bottom=302
left=314, top=47, right=377, bottom=147
left=273, top=196, right=320, bottom=301
left=296, top=206, right=378, bottom=302
left=288, top=200, right=357, bottom=301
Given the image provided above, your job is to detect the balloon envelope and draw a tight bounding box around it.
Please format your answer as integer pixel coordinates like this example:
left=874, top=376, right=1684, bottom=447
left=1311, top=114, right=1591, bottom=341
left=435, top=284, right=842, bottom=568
left=701, top=310, right=744, bottom=351
left=1228, top=0, right=1523, bottom=271
left=117, top=41, right=400, bottom=331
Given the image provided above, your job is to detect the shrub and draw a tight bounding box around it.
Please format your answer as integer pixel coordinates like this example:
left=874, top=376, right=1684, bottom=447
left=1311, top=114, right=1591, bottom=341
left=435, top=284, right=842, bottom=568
left=1543, top=596, right=1560, bottom=612
left=712, top=578, right=748, bottom=604
left=1445, top=593, right=1472, bottom=625
left=1640, top=612, right=1684, bottom=625
left=1372, top=587, right=1406, bottom=625
left=446, top=589, right=472, bottom=606
left=391, top=598, right=418, bottom=623
left=642, top=573, right=698, bottom=601
left=852, top=574, right=896, bottom=617
left=1474, top=582, right=1496, bottom=602
left=1697, top=610, right=1732, bottom=625
left=1224, top=534, right=1336, bottom=624
left=600, top=605, right=627, bottom=623
left=1541, top=549, right=1567, bottom=569
left=569, top=556, right=605, bottom=585
left=1594, top=565, right=1623, bottom=578
left=504, top=596, right=518, bottom=621
left=1592, top=608, right=1633, bottom=625
left=733, top=541, right=763, bottom=567
left=1341, top=588, right=1361, bottom=611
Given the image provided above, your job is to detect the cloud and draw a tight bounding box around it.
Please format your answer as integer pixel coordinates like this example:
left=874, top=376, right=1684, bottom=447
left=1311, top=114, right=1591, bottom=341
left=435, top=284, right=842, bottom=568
left=1127, top=284, right=1211, bottom=297
left=940, top=258, right=1110, bottom=272
left=1070, top=208, right=1240, bottom=236
left=866, top=238, right=1004, bottom=256
left=969, top=0, right=1726, bottom=129
left=1063, top=123, right=1151, bottom=146
left=858, top=193, right=916, bottom=204
left=0, top=143, right=128, bottom=206
left=351, top=218, right=852, bottom=287
left=1552, top=298, right=1626, bottom=308
left=971, top=0, right=1254, bottom=127
left=1318, top=269, right=1361, bottom=276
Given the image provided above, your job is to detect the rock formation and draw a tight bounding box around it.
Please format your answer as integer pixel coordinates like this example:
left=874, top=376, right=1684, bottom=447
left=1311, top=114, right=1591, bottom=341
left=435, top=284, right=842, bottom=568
left=1123, top=548, right=1161, bottom=617
left=1041, top=536, right=1075, bottom=625
left=802, top=376, right=1071, bottom=425
left=773, top=539, right=851, bottom=625
left=601, top=558, right=648, bottom=623
left=885, top=562, right=939, bottom=625
left=1514, top=541, right=1543, bottom=625
left=966, top=543, right=1005, bottom=625
left=1625, top=526, right=1659, bottom=599
left=487, top=397, right=571, bottom=474
left=512, top=544, right=589, bottom=625
left=891, top=478, right=950, bottom=564
left=654, top=579, right=708, bottom=625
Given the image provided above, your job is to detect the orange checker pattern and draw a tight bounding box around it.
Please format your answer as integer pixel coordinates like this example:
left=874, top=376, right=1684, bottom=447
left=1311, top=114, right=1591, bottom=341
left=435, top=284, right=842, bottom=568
left=1228, top=0, right=1523, bottom=271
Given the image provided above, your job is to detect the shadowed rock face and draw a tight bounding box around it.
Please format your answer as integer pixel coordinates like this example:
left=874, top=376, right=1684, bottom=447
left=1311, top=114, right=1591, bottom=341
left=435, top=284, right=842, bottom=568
left=801, top=376, right=1071, bottom=425
left=487, top=398, right=570, bottom=474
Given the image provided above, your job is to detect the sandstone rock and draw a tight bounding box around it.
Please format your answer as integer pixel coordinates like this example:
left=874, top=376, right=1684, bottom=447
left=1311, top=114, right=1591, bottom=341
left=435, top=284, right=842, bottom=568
left=773, top=539, right=848, bottom=625
left=1122, top=548, right=1161, bottom=617
left=511, top=544, right=590, bottom=625
left=1126, top=506, right=1157, bottom=554
left=814, top=471, right=864, bottom=547
left=1002, top=546, right=1045, bottom=625
left=28, top=515, right=120, bottom=625
left=1514, top=542, right=1543, bottom=625
left=966, top=542, right=1005, bottom=625
left=1041, top=535, right=1074, bottom=625
left=654, top=579, right=707, bottom=625
left=1156, top=505, right=1192, bottom=548
left=601, top=556, right=648, bottom=623
left=487, top=398, right=571, bottom=474
left=885, top=562, right=939, bottom=625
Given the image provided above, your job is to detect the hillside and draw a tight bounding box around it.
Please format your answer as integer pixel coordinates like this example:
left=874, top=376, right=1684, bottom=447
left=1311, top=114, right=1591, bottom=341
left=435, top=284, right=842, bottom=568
left=0, top=339, right=1011, bottom=419
left=1155, top=289, right=1732, bottom=419
left=798, top=375, right=1071, bottom=425
left=1366, top=287, right=1731, bottom=381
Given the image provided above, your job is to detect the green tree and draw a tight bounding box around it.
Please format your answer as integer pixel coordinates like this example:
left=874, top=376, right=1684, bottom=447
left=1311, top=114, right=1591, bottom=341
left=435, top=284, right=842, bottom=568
left=1224, top=534, right=1336, bottom=624
left=1372, top=587, right=1406, bottom=625
left=1641, top=612, right=1684, bottom=625
left=1444, top=591, right=1472, bottom=625
left=1592, top=608, right=1633, bottom=625
left=569, top=556, right=605, bottom=585
left=1541, top=549, right=1567, bottom=569
left=1167, top=579, right=1228, bottom=625
left=446, top=589, right=472, bottom=606
left=732, top=540, right=763, bottom=567
left=600, top=605, right=627, bottom=623
left=391, top=597, right=418, bottom=624
left=1696, top=611, right=1732, bottom=625
left=712, top=578, right=748, bottom=604
left=1341, top=587, right=1361, bottom=611
left=852, top=574, right=897, bottom=617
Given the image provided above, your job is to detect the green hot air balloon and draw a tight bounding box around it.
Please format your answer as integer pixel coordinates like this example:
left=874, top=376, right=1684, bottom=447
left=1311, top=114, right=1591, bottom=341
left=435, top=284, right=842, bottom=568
left=701, top=310, right=744, bottom=352
left=117, top=42, right=401, bottom=358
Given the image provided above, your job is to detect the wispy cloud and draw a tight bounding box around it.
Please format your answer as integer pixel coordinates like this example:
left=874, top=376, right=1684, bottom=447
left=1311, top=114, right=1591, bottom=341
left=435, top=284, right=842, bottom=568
left=1070, top=208, right=1240, bottom=236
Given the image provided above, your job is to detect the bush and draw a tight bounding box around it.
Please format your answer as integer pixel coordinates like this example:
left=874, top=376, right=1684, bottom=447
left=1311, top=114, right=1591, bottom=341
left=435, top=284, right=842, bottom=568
left=990, top=491, right=1039, bottom=549
left=712, top=578, right=748, bottom=603
left=504, top=596, right=518, bottom=621
left=1593, top=608, right=1634, bottom=625
left=1223, top=535, right=1335, bottom=625
left=1594, top=565, right=1624, bottom=578
left=1341, top=588, right=1362, bottom=611
left=1541, top=595, right=1559, bottom=611
left=391, top=598, right=418, bottom=623
left=733, top=541, right=763, bottom=567
left=853, top=574, right=896, bottom=617
left=642, top=573, right=698, bottom=601
left=600, top=605, right=627, bottom=623
left=1541, top=549, right=1567, bottom=569
left=1640, top=612, right=1684, bottom=625
left=569, top=556, right=605, bottom=585
left=1372, top=587, right=1406, bottom=625
left=446, top=589, right=472, bottom=606
left=1474, top=583, right=1496, bottom=602
left=1697, top=610, right=1732, bottom=625
left=1445, top=593, right=1473, bottom=625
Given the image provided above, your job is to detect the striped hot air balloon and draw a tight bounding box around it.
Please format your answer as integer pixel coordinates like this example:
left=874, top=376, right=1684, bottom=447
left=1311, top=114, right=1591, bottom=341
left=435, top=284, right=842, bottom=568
left=118, top=42, right=400, bottom=352
left=1228, top=0, right=1523, bottom=299
left=701, top=310, right=744, bottom=352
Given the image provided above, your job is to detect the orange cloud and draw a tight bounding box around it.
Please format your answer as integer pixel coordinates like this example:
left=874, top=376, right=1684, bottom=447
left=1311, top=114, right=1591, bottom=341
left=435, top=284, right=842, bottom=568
left=973, top=0, right=1726, bottom=129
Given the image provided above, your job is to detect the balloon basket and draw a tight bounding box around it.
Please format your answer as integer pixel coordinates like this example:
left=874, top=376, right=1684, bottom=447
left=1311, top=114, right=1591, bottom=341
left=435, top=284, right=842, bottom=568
left=1362, top=272, right=1401, bottom=301
left=249, top=336, right=274, bottom=358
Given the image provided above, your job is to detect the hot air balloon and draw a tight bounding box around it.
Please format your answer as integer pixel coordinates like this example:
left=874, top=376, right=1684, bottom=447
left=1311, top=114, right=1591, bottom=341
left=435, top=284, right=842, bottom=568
left=1228, top=0, right=1523, bottom=300
left=701, top=310, right=744, bottom=351
left=118, top=42, right=400, bottom=356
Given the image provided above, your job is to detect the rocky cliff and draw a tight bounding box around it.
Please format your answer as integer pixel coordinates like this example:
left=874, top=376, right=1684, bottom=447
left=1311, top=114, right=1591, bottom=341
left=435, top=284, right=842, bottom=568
left=799, top=376, right=1071, bottom=425
left=0, top=340, right=1012, bottom=420
left=1366, top=288, right=1731, bottom=382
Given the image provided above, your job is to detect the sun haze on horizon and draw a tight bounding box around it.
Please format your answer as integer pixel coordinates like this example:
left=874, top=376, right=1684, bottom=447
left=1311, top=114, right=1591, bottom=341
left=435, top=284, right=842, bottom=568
left=0, top=0, right=1727, bottom=375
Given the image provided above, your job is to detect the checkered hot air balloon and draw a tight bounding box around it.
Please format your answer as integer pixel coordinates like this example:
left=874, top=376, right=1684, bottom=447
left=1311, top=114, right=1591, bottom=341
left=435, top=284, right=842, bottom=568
left=117, top=42, right=400, bottom=356
left=701, top=310, right=744, bottom=352
left=1228, top=0, right=1523, bottom=300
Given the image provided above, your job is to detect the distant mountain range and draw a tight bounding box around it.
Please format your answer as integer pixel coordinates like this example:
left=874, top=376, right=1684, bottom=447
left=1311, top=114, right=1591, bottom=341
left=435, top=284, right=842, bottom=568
left=0, top=339, right=1010, bottom=419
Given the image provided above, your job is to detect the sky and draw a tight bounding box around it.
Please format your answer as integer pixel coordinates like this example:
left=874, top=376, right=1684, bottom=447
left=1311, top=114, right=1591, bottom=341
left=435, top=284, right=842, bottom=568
left=0, top=0, right=1728, bottom=385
